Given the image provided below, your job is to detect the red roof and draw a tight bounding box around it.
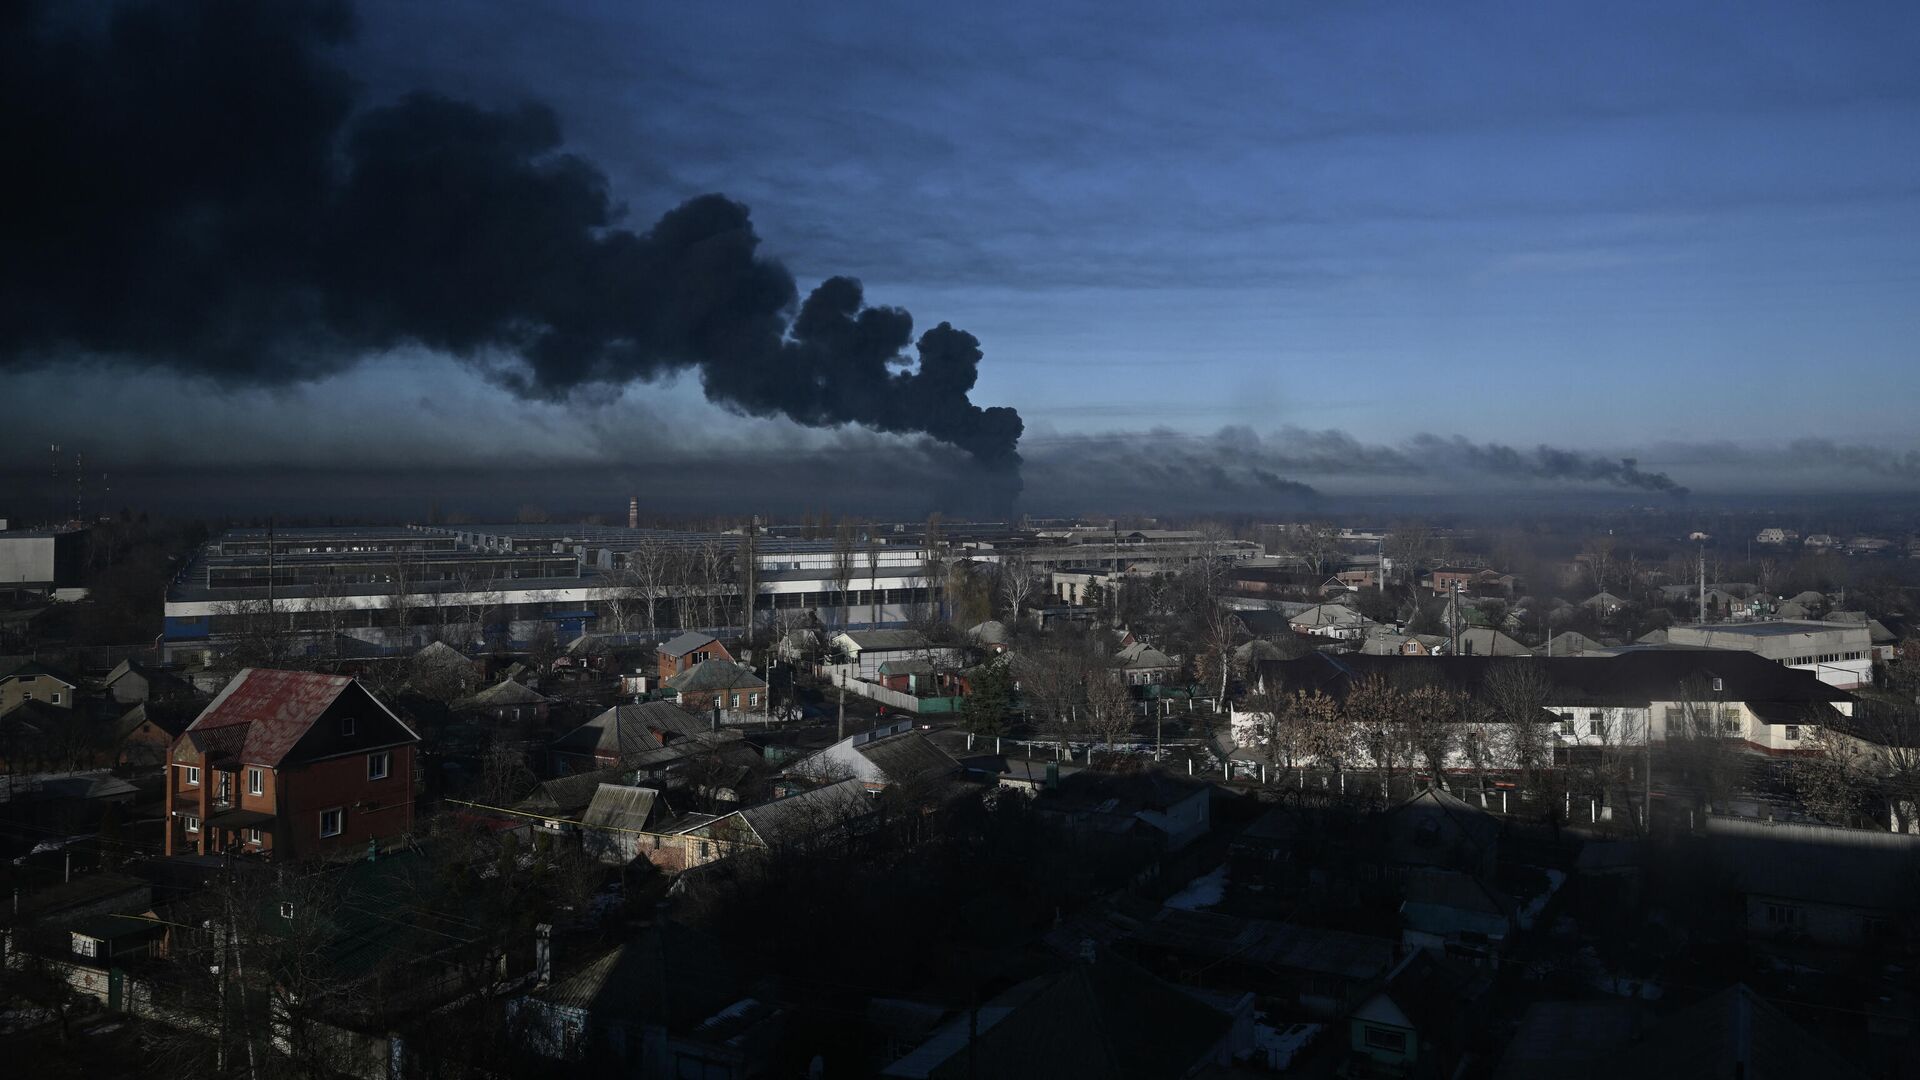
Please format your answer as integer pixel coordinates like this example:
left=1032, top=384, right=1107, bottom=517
left=184, top=668, right=357, bottom=767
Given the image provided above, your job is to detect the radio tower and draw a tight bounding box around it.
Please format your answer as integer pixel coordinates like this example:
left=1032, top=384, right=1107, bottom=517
left=74, top=450, right=84, bottom=522
left=48, top=444, right=60, bottom=528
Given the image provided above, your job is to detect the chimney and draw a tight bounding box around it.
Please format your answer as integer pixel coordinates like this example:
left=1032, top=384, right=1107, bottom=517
left=628, top=496, right=639, bottom=530
left=535, top=922, right=553, bottom=987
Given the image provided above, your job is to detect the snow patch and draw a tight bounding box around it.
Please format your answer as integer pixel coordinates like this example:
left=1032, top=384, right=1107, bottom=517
left=1166, top=864, right=1229, bottom=911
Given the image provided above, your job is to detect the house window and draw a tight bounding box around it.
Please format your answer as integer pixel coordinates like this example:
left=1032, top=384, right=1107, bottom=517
left=246, top=828, right=263, bottom=845
left=184, top=814, right=200, bottom=834
left=248, top=767, right=264, bottom=796
left=1765, top=902, right=1804, bottom=927
left=72, top=935, right=99, bottom=959
left=1560, top=720, right=1575, bottom=737
left=341, top=717, right=356, bottom=736
left=1363, top=1025, right=1407, bottom=1053
left=749, top=692, right=760, bottom=707
left=730, top=694, right=741, bottom=709
left=185, top=766, right=200, bottom=787
left=368, top=751, right=390, bottom=781
left=319, top=808, right=344, bottom=838
left=1711, top=677, right=1723, bottom=692
left=1785, top=725, right=1801, bottom=741
left=1588, top=721, right=1603, bottom=736
left=50, top=692, right=62, bottom=705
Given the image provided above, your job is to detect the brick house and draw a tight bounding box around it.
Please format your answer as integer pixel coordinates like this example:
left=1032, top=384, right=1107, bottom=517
left=165, top=669, right=419, bottom=860
left=657, top=632, right=733, bottom=681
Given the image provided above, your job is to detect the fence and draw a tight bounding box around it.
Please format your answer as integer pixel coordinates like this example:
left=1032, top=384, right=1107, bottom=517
left=817, top=664, right=961, bottom=716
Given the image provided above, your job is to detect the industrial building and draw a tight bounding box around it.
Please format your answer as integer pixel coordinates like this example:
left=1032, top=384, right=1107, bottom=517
left=0, top=525, right=89, bottom=599
left=160, top=520, right=1247, bottom=662
left=1663, top=621, right=1874, bottom=689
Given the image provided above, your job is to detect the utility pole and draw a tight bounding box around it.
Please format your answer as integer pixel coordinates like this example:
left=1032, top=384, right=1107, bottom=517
left=837, top=683, right=846, bottom=742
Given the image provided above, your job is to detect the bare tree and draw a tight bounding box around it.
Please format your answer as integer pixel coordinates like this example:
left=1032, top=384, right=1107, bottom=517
left=1345, top=675, right=1409, bottom=798
left=997, top=552, right=1037, bottom=624
left=865, top=536, right=883, bottom=629
left=1668, top=674, right=1742, bottom=814
left=1082, top=666, right=1136, bottom=750
left=831, top=522, right=856, bottom=629
left=1403, top=684, right=1455, bottom=790
left=1198, top=607, right=1246, bottom=705
left=1480, top=660, right=1554, bottom=786
left=625, top=535, right=672, bottom=634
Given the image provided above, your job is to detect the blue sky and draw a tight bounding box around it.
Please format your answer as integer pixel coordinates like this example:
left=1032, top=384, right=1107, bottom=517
left=343, top=0, right=1920, bottom=449
left=6, top=0, right=1920, bottom=511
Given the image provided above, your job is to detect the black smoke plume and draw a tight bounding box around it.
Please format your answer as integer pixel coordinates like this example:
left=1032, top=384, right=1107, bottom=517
left=0, top=1, right=1022, bottom=472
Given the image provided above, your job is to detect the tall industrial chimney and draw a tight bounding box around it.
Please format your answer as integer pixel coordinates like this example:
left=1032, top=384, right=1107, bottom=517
left=628, top=496, right=639, bottom=530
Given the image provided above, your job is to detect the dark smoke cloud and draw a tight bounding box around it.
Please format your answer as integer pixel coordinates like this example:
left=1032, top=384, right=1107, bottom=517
left=1401, top=435, right=1689, bottom=495
left=0, top=0, right=1022, bottom=471
left=1024, top=425, right=1688, bottom=504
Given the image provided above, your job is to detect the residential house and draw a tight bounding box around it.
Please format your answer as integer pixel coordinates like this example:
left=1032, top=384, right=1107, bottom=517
left=579, top=783, right=674, bottom=863
left=673, top=778, right=874, bottom=869
left=1755, top=528, right=1799, bottom=546
left=1033, top=768, right=1212, bottom=852
left=1253, top=651, right=1857, bottom=758
left=964, top=620, right=1011, bottom=653
left=455, top=678, right=552, bottom=724
left=1707, top=817, right=1919, bottom=949
left=1114, top=638, right=1181, bottom=686
left=1546, top=630, right=1606, bottom=655
left=1059, top=902, right=1399, bottom=1019
left=663, top=659, right=767, bottom=718
left=112, top=700, right=193, bottom=770
left=1345, top=951, right=1490, bottom=1078
left=1374, top=789, right=1500, bottom=880
left=876, top=657, right=938, bottom=693
left=1805, top=533, right=1840, bottom=549
left=1452, top=626, right=1530, bottom=657
left=1602, top=984, right=1866, bottom=1079
left=102, top=658, right=195, bottom=705
left=1288, top=603, right=1374, bottom=641
left=880, top=953, right=1247, bottom=1080
left=1424, top=567, right=1515, bottom=596
left=788, top=720, right=961, bottom=792
left=0, top=658, right=80, bottom=712
left=549, top=700, right=710, bottom=773
left=1580, top=591, right=1627, bottom=617
left=656, top=632, right=733, bottom=680
left=164, top=668, right=419, bottom=860
left=830, top=629, right=961, bottom=680
left=512, top=922, right=783, bottom=1077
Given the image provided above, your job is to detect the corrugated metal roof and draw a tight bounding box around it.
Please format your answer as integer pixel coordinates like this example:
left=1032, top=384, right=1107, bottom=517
left=580, top=784, right=660, bottom=833
left=185, top=669, right=354, bottom=766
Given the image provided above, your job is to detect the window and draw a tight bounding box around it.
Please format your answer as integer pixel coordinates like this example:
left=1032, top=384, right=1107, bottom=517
left=749, top=692, right=760, bottom=707
left=50, top=692, right=61, bottom=705
left=1560, top=720, right=1575, bottom=737
left=319, top=808, right=343, bottom=838
left=183, top=814, right=200, bottom=834
left=729, top=693, right=741, bottom=709
left=368, top=751, right=390, bottom=781
left=341, top=716, right=356, bottom=736
left=1785, top=725, right=1801, bottom=741
left=1363, top=1025, right=1408, bottom=1054
left=185, top=766, right=200, bottom=787
left=1765, top=902, right=1804, bottom=927
left=246, top=828, right=263, bottom=845
left=1711, top=677, right=1723, bottom=692
left=248, top=767, right=264, bottom=796
left=1588, top=720, right=1603, bottom=736
left=73, top=935, right=99, bottom=959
